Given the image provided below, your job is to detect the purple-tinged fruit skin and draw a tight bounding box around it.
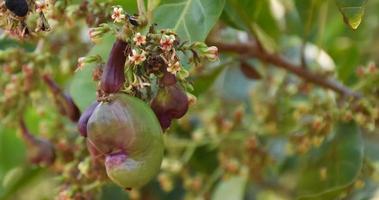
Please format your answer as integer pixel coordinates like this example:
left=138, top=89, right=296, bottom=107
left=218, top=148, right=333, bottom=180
left=105, top=152, right=127, bottom=167
left=78, top=101, right=99, bottom=137
left=160, top=72, right=177, bottom=86
left=87, top=93, right=163, bottom=189
left=5, top=0, right=28, bottom=17
left=151, top=84, right=189, bottom=130
left=100, top=39, right=128, bottom=94
left=19, top=120, right=55, bottom=166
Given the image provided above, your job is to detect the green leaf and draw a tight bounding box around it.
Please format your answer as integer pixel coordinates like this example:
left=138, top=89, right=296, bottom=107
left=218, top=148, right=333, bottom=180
left=189, top=145, right=219, bottom=174
left=0, top=167, right=44, bottom=200
left=336, top=0, right=368, bottom=30
left=0, top=127, right=26, bottom=177
left=213, top=64, right=257, bottom=102
left=153, top=0, right=226, bottom=42
left=192, top=65, right=226, bottom=96
left=297, top=122, right=364, bottom=199
left=223, top=0, right=279, bottom=52
left=70, top=34, right=115, bottom=111
left=212, top=175, right=247, bottom=200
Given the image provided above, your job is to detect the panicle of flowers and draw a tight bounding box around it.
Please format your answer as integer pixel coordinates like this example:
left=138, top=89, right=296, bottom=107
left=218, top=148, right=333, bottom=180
left=129, top=49, right=146, bottom=65
left=111, top=6, right=126, bottom=23
left=133, top=32, right=146, bottom=46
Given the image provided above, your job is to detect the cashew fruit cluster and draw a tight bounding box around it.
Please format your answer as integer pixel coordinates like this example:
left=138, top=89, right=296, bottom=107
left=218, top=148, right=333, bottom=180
left=78, top=39, right=164, bottom=189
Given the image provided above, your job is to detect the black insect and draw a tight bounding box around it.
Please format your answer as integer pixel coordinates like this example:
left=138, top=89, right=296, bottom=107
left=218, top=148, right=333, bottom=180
left=128, top=14, right=139, bottom=26
left=5, top=0, right=29, bottom=17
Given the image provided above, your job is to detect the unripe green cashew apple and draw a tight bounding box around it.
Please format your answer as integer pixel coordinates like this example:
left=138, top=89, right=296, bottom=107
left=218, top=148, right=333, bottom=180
left=86, top=93, right=164, bottom=189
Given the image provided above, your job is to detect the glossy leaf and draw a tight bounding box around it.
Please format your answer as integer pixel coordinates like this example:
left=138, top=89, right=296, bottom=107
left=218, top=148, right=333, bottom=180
left=0, top=127, right=26, bottom=178
left=297, top=122, right=363, bottom=199
left=336, top=0, right=368, bottom=30
left=153, top=0, right=226, bottom=42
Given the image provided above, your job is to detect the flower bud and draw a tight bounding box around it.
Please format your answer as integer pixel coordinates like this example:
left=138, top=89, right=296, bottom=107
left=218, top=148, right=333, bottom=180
left=5, top=0, right=28, bottom=17
left=192, top=42, right=219, bottom=61
left=76, top=55, right=102, bottom=71
left=204, top=46, right=219, bottom=61
left=88, top=24, right=111, bottom=43
left=100, top=39, right=128, bottom=94
left=78, top=101, right=99, bottom=137
left=19, top=120, right=55, bottom=166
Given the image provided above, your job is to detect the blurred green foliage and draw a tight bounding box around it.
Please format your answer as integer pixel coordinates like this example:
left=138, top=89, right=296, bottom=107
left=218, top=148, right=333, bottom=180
left=1, top=0, right=379, bottom=199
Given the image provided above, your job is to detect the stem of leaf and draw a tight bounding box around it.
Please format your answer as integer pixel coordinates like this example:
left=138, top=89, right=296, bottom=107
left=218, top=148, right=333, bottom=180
left=137, top=0, right=146, bottom=17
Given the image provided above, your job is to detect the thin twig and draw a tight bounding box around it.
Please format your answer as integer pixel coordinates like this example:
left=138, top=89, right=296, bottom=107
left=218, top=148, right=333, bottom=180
left=207, top=40, right=361, bottom=99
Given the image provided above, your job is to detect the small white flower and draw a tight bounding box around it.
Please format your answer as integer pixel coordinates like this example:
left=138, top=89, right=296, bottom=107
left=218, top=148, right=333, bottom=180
left=111, top=7, right=126, bottom=23
left=133, top=32, right=146, bottom=46
left=35, top=0, right=48, bottom=13
left=166, top=61, right=180, bottom=75
left=129, top=49, right=146, bottom=65
left=160, top=34, right=176, bottom=51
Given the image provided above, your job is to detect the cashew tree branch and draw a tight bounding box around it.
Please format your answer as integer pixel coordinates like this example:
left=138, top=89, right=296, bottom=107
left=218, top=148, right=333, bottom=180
left=207, top=40, right=361, bottom=99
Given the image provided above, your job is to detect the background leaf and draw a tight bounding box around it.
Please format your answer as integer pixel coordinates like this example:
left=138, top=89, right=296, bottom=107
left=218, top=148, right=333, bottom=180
left=336, top=0, right=368, bottom=30
left=297, top=122, right=364, bottom=199
left=212, top=175, right=247, bottom=200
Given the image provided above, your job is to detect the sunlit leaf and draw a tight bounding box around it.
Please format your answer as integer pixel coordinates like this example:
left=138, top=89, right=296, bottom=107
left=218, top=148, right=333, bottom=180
left=153, top=0, right=226, bottom=42
left=336, top=0, right=368, bottom=30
